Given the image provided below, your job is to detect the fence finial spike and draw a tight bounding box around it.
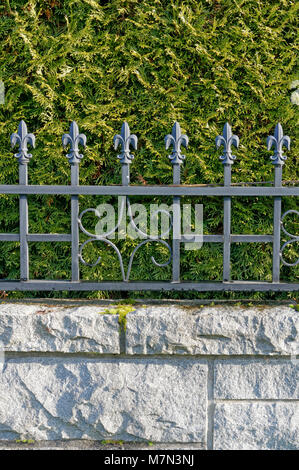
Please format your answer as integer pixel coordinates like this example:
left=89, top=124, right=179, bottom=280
left=10, top=120, right=35, bottom=165
left=62, top=120, right=86, bottom=165
left=113, top=122, right=138, bottom=164
left=164, top=121, right=188, bottom=165
left=215, top=122, right=239, bottom=165
left=266, top=123, right=290, bottom=166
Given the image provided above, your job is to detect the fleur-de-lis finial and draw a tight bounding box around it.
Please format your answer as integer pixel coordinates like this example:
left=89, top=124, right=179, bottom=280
left=62, top=121, right=87, bottom=165
left=113, top=122, right=138, bottom=164
left=164, top=122, right=188, bottom=165
left=10, top=120, right=35, bottom=164
left=215, top=123, right=239, bottom=165
left=266, top=123, right=290, bottom=165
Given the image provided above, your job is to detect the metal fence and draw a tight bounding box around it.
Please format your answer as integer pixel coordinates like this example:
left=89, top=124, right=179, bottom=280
left=0, top=120, right=298, bottom=292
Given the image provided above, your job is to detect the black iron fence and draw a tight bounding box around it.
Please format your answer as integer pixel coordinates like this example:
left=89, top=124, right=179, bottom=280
left=0, top=119, right=298, bottom=292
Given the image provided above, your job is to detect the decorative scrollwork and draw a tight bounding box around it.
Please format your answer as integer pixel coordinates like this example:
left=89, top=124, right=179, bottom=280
left=126, top=239, right=172, bottom=281
left=267, top=123, right=290, bottom=166
left=10, top=120, right=35, bottom=165
left=215, top=122, right=239, bottom=165
left=78, top=231, right=172, bottom=281
left=280, top=210, right=299, bottom=266
left=62, top=121, right=86, bottom=165
left=165, top=121, right=188, bottom=165
left=79, top=237, right=126, bottom=280
left=113, top=122, right=138, bottom=165
left=78, top=197, right=126, bottom=239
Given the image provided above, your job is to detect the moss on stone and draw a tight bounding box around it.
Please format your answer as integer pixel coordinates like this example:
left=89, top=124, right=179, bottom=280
left=101, top=303, right=136, bottom=332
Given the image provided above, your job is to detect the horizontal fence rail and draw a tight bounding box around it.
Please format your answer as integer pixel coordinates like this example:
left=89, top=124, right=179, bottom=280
left=0, top=120, right=298, bottom=292
left=0, top=185, right=298, bottom=196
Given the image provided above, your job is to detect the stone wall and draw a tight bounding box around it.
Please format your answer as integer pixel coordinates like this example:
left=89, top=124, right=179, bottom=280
left=0, top=301, right=298, bottom=450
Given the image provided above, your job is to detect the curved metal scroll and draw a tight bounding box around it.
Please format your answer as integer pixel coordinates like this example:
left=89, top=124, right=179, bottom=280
left=126, top=239, right=172, bottom=281
left=78, top=197, right=173, bottom=281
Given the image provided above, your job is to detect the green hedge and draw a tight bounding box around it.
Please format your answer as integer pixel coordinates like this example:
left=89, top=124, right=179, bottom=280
left=0, top=0, right=298, bottom=300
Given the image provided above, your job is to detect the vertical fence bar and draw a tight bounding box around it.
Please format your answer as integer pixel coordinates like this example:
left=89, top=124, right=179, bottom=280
left=113, top=122, right=137, bottom=258
left=165, top=122, right=188, bottom=283
left=223, top=165, right=231, bottom=281
left=267, top=123, right=290, bottom=283
left=272, top=166, right=282, bottom=282
left=10, top=121, right=35, bottom=281
left=122, top=162, right=130, bottom=186
left=71, top=164, right=80, bottom=281
left=62, top=121, right=86, bottom=282
left=19, top=163, right=29, bottom=280
left=172, top=163, right=181, bottom=282
left=216, top=123, right=239, bottom=282
left=113, top=122, right=137, bottom=187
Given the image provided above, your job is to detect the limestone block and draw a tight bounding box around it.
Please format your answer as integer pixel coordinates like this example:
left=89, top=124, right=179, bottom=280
left=214, top=403, right=299, bottom=450
left=0, top=303, right=120, bottom=354
left=214, top=359, right=299, bottom=399
left=0, top=357, right=207, bottom=442
left=126, top=305, right=298, bottom=356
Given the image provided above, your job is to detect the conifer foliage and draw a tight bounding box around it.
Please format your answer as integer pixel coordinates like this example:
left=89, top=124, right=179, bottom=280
left=0, top=1, right=298, bottom=298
